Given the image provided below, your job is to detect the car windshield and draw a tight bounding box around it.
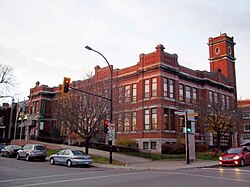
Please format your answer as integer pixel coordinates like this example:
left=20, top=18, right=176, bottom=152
left=12, top=145, right=22, bottom=149
left=72, top=150, right=85, bottom=156
left=227, top=148, right=242, bottom=154
left=34, top=145, right=45, bottom=150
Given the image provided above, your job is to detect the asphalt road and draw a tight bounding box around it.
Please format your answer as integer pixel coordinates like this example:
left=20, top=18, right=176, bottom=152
left=1, top=156, right=250, bottom=187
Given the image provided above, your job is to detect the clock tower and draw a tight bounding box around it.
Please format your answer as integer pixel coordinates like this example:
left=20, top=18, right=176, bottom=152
left=208, top=33, right=236, bottom=80
left=208, top=33, right=237, bottom=100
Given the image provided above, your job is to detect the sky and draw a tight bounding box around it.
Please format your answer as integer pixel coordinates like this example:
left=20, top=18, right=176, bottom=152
left=0, top=0, right=250, bottom=103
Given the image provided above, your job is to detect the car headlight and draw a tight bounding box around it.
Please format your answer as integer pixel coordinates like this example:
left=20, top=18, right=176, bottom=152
left=219, top=156, right=223, bottom=160
left=233, top=156, right=240, bottom=160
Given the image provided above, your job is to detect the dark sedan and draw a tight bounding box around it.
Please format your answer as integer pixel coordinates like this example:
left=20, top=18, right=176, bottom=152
left=1, top=145, right=22, bottom=158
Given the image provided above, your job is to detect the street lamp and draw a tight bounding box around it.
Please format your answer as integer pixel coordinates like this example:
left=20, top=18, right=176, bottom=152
left=85, top=46, right=113, bottom=164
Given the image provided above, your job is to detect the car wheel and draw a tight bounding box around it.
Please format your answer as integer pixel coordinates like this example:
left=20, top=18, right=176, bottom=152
left=240, top=159, right=245, bottom=167
left=26, top=155, right=30, bottom=161
left=50, top=158, right=55, bottom=165
left=7, top=153, right=11, bottom=158
left=67, top=160, right=72, bottom=167
left=16, top=154, right=20, bottom=160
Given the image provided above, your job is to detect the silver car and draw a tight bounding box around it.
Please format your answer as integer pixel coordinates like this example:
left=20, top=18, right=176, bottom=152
left=16, top=144, right=46, bottom=161
left=49, top=149, right=93, bottom=167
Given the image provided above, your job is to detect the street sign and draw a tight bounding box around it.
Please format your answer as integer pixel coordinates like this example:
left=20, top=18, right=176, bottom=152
left=175, top=111, right=185, bottom=115
left=108, top=123, right=115, bottom=141
left=187, top=113, right=198, bottom=117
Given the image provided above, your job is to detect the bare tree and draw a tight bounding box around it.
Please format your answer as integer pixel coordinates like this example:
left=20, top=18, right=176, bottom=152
left=195, top=95, right=241, bottom=150
left=53, top=77, right=111, bottom=154
left=0, top=63, right=16, bottom=99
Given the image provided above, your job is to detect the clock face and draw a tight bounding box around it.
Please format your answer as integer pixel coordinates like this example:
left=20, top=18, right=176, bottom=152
left=215, top=47, right=220, bottom=55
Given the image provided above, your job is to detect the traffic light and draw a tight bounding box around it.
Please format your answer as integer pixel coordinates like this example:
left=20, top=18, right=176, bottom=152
left=62, top=77, right=71, bottom=94
left=104, top=120, right=109, bottom=133
left=186, top=120, right=192, bottom=133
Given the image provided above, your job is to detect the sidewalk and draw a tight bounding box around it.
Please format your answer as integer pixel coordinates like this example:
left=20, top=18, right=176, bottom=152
left=83, top=146, right=219, bottom=171
left=92, top=159, right=219, bottom=171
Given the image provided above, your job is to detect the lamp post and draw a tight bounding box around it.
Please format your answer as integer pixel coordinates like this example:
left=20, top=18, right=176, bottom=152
left=85, top=46, right=113, bottom=164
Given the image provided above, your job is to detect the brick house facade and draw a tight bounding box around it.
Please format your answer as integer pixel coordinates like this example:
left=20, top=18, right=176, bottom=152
left=238, top=100, right=250, bottom=144
left=23, top=33, right=238, bottom=152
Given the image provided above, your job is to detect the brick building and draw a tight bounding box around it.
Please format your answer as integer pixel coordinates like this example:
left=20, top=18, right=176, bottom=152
left=238, top=99, right=250, bottom=144
left=23, top=33, right=238, bottom=152
left=23, top=81, right=61, bottom=141
left=109, top=33, right=237, bottom=152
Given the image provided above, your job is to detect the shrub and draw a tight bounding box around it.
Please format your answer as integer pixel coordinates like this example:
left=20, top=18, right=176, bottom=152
left=115, top=137, right=138, bottom=148
left=195, top=144, right=209, bottom=152
left=161, top=143, right=185, bottom=154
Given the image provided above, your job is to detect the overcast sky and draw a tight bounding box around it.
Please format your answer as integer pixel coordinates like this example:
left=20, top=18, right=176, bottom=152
left=1, top=0, right=250, bottom=103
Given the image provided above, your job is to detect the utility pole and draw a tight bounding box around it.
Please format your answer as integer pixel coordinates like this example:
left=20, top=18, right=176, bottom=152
left=85, top=46, right=113, bottom=164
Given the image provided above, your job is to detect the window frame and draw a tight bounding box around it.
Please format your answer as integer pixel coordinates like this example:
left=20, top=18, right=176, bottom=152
left=144, top=79, right=150, bottom=99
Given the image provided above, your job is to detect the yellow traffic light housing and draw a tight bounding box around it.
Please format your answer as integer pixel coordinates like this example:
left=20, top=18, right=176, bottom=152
left=62, top=77, right=71, bottom=94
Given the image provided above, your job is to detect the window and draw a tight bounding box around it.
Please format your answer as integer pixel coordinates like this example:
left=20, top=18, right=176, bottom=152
left=164, top=108, right=169, bottom=130
left=32, top=102, right=35, bottom=114
left=243, top=111, right=250, bottom=119
left=226, top=96, right=230, bottom=109
left=118, top=87, right=123, bottom=103
left=125, top=85, right=130, bottom=103
left=144, top=109, right=150, bottom=130
left=143, top=142, right=149, bottom=149
left=214, top=92, right=218, bottom=103
left=179, top=116, right=185, bottom=133
left=117, top=114, right=122, bottom=132
left=244, top=124, right=250, bottom=132
left=222, top=94, right=226, bottom=109
left=36, top=101, right=39, bottom=113
left=150, top=142, right=156, bottom=150
left=163, top=77, right=168, bottom=97
left=144, top=79, right=150, bottom=98
left=132, top=84, right=137, bottom=102
left=132, top=112, right=136, bottom=131
left=124, top=113, right=130, bottom=131
left=209, top=91, right=213, bottom=103
left=179, top=84, right=184, bottom=102
left=170, top=109, right=175, bottom=130
left=151, top=108, right=157, bottom=130
left=186, top=86, right=191, bottom=103
left=169, top=79, right=174, bottom=98
left=152, top=78, right=157, bottom=97
left=192, top=87, right=197, bottom=103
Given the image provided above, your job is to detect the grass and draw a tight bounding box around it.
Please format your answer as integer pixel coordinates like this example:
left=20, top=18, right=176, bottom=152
left=121, top=151, right=219, bottom=161
left=126, top=151, right=185, bottom=160
left=195, top=152, right=219, bottom=161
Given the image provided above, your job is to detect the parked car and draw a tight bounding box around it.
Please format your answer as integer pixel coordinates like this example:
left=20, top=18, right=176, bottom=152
left=0, top=145, right=22, bottom=158
left=49, top=149, right=93, bottom=167
left=16, top=144, right=46, bottom=161
left=240, top=141, right=250, bottom=151
left=219, top=146, right=250, bottom=167
left=0, top=143, right=6, bottom=153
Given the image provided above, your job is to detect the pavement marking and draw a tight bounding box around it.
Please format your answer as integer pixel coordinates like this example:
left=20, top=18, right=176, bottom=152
left=0, top=169, right=124, bottom=183
left=11, top=171, right=150, bottom=187
left=202, top=167, right=250, bottom=174
left=155, top=171, right=250, bottom=183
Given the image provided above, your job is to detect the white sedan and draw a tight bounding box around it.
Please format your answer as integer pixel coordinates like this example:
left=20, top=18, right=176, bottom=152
left=49, top=149, right=93, bottom=167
